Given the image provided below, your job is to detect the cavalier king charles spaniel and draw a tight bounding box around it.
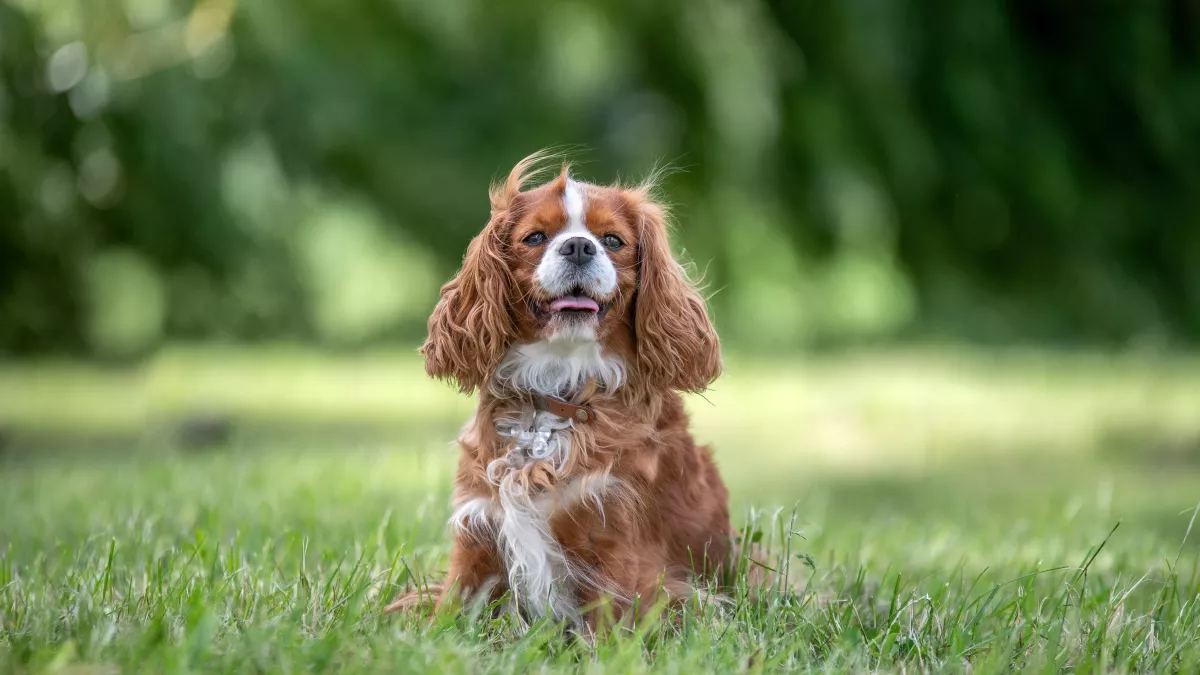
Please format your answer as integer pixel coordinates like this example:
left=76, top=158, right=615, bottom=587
left=386, top=151, right=732, bottom=628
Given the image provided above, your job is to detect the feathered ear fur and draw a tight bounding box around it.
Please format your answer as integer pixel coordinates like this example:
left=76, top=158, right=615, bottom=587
left=422, top=152, right=554, bottom=392
left=421, top=221, right=511, bottom=393
left=627, top=190, right=722, bottom=393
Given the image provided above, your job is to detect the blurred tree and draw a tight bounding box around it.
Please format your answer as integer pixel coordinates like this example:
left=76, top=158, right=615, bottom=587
left=1, top=0, right=1197, bottom=354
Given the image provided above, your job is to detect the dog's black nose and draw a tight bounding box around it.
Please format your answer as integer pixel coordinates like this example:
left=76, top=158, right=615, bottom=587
left=558, top=236, right=596, bottom=265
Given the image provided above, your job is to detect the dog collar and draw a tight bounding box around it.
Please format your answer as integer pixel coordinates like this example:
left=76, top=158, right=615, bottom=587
left=534, top=394, right=595, bottom=424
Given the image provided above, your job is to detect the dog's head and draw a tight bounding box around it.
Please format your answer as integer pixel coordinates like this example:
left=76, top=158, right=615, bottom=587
left=422, top=151, right=720, bottom=396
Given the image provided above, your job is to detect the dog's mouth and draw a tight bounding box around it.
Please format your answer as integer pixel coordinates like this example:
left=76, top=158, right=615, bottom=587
left=549, top=295, right=600, bottom=313
left=533, top=287, right=610, bottom=321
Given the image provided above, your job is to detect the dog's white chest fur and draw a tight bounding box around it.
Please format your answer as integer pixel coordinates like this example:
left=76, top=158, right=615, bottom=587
left=494, top=338, right=624, bottom=397
left=451, top=409, right=616, bottom=621
left=490, top=409, right=576, bottom=618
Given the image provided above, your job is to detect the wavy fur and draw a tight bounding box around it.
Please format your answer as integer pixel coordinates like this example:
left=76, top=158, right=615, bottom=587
left=626, top=191, right=722, bottom=393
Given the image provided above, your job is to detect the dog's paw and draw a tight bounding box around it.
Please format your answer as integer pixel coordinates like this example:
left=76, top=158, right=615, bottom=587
left=383, top=584, right=444, bottom=614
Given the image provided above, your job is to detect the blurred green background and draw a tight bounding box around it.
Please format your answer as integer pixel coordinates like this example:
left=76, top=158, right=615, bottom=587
left=3, top=0, right=1199, bottom=358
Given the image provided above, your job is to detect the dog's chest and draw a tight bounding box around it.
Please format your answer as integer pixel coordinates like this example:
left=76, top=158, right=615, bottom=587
left=452, top=404, right=621, bottom=619
left=485, top=408, right=579, bottom=618
left=488, top=408, right=574, bottom=482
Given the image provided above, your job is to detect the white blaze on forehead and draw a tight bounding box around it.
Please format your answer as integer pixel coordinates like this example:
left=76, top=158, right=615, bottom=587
left=562, top=178, right=588, bottom=235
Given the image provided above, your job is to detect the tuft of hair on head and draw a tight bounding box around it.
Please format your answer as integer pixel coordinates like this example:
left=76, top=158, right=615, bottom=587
left=489, top=147, right=580, bottom=214
left=613, top=158, right=684, bottom=204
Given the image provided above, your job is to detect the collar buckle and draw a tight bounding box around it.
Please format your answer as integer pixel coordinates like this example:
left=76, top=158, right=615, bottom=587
left=535, top=394, right=594, bottom=424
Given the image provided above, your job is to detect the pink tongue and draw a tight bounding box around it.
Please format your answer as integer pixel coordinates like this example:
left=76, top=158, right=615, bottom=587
left=550, top=296, right=600, bottom=312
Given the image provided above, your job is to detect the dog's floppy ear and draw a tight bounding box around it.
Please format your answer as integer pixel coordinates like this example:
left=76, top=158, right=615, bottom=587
left=421, top=153, right=552, bottom=392
left=421, top=219, right=513, bottom=393
left=626, top=190, right=721, bottom=393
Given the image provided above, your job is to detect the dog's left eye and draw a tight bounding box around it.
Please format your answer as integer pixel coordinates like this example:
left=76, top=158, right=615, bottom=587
left=601, top=234, right=624, bottom=250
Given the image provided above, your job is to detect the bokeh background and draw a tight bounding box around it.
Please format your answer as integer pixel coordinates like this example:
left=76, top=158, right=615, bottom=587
left=2, top=0, right=1200, bottom=538
left=4, top=0, right=1200, bottom=358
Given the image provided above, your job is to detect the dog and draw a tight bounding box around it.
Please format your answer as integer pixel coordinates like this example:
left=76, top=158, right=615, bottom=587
left=386, top=151, right=732, bottom=628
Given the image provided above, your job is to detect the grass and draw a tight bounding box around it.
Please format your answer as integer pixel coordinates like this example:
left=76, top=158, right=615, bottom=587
left=3, top=346, right=1200, bottom=672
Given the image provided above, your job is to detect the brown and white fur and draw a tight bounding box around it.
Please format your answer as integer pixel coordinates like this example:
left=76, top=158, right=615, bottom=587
left=386, top=151, right=731, bottom=628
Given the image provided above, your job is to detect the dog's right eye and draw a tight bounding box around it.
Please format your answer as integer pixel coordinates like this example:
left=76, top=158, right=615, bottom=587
left=523, top=232, right=547, bottom=246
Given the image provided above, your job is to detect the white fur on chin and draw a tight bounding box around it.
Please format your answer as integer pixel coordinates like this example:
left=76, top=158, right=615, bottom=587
left=493, top=330, right=624, bottom=397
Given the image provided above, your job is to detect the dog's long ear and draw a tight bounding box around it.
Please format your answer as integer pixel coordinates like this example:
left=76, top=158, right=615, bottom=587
left=421, top=220, right=512, bottom=393
left=422, top=153, right=552, bottom=392
left=626, top=190, right=721, bottom=393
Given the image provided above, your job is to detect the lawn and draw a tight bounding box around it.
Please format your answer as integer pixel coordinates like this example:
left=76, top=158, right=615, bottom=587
left=3, top=347, right=1200, bottom=673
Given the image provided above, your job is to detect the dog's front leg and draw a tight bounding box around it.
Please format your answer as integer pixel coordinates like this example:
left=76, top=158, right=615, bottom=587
left=437, top=533, right=507, bottom=612
left=385, top=533, right=505, bottom=615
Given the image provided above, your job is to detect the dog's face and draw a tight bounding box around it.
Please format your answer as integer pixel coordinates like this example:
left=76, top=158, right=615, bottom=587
left=422, top=152, right=720, bottom=396
left=507, top=176, right=638, bottom=346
